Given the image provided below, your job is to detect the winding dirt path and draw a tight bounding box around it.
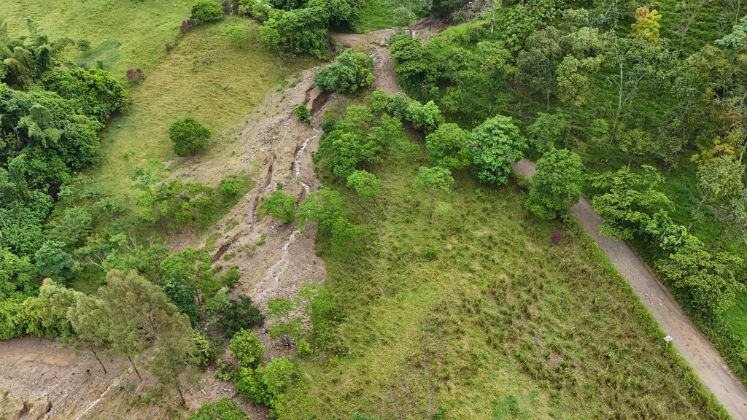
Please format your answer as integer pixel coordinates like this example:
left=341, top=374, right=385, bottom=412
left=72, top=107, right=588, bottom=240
left=513, top=158, right=747, bottom=419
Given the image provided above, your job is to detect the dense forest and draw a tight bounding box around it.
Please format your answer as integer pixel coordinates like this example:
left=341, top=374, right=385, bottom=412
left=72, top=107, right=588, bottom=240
left=0, top=0, right=745, bottom=418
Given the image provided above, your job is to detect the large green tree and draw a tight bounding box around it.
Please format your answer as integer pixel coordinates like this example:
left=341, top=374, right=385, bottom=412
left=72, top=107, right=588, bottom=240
left=468, top=115, right=526, bottom=186
left=525, top=149, right=584, bottom=220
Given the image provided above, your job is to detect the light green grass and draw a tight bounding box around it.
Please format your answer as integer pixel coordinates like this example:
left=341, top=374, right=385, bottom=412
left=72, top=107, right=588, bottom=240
left=293, top=115, right=726, bottom=418
left=0, top=0, right=194, bottom=80
left=357, top=0, right=398, bottom=32
left=87, top=18, right=314, bottom=202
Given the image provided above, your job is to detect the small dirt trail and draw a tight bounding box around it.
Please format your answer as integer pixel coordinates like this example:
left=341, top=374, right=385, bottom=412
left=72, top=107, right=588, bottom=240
left=513, top=158, right=747, bottom=419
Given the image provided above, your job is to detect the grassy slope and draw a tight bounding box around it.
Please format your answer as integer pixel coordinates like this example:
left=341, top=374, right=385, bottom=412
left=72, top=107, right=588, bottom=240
left=89, top=18, right=314, bottom=201
left=296, top=113, right=726, bottom=418
left=1, top=1, right=315, bottom=200
left=424, top=1, right=747, bottom=365
left=0, top=0, right=193, bottom=80
left=357, top=0, right=397, bottom=32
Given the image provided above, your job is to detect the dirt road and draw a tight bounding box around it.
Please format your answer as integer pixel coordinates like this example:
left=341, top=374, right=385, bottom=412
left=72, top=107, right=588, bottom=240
left=513, top=158, right=747, bottom=419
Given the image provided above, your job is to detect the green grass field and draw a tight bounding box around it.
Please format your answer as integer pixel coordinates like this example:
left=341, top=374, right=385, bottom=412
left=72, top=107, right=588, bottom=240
left=357, top=0, right=398, bottom=32
left=88, top=18, right=314, bottom=201
left=293, top=108, right=726, bottom=418
left=0, top=0, right=194, bottom=80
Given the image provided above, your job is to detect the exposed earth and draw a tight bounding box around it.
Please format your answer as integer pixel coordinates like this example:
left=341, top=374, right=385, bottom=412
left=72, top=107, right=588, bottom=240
left=1, top=12, right=746, bottom=418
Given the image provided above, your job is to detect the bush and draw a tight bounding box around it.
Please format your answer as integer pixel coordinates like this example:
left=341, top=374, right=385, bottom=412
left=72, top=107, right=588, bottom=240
left=236, top=367, right=271, bottom=405
left=314, top=49, right=374, bottom=94
left=139, top=180, right=217, bottom=230
left=223, top=24, right=248, bottom=48
left=219, top=295, right=265, bottom=337
left=525, top=149, right=584, bottom=220
left=43, top=68, right=128, bottom=121
left=169, top=118, right=211, bottom=157
left=230, top=329, right=265, bottom=368
left=191, top=0, right=226, bottom=23
left=425, top=123, right=470, bottom=170
left=346, top=170, right=381, bottom=198
left=236, top=358, right=304, bottom=408
left=262, top=190, right=297, bottom=223
left=260, top=7, right=329, bottom=58
left=192, top=332, right=218, bottom=368
left=219, top=177, right=242, bottom=199
left=293, top=105, right=312, bottom=125
left=239, top=0, right=273, bottom=21
left=189, top=398, right=249, bottom=420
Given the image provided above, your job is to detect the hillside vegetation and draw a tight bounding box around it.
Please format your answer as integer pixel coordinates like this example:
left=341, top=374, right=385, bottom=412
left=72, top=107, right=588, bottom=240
left=388, top=0, right=747, bottom=385
left=284, top=98, right=726, bottom=418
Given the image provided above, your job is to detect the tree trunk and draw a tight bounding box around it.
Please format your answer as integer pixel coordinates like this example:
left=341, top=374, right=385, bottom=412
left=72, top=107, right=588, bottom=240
left=128, top=356, right=142, bottom=381
left=90, top=346, right=107, bottom=375
left=177, top=387, right=186, bottom=406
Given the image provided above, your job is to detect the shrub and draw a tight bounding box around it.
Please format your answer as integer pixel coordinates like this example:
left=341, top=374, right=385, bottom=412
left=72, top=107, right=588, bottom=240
left=219, top=296, right=265, bottom=337
left=314, top=49, right=374, bottom=94
left=658, top=236, right=744, bottom=318
left=588, top=166, right=672, bottom=240
left=223, top=24, right=248, bottom=48
left=189, top=398, right=249, bottom=419
left=43, top=67, right=128, bottom=121
left=346, top=170, right=381, bottom=198
left=169, top=118, right=211, bottom=157
left=139, top=180, right=217, bottom=230
left=262, top=190, right=297, bottom=223
left=239, top=0, right=273, bottom=21
left=230, top=329, right=265, bottom=368
left=405, top=100, right=443, bottom=133
left=260, top=8, right=329, bottom=58
left=192, top=332, right=218, bottom=368
left=191, top=0, right=226, bottom=23
left=219, top=176, right=242, bottom=199
left=293, top=105, right=312, bottom=125
left=525, top=149, right=584, bottom=220
left=236, top=367, right=271, bottom=405
left=425, top=123, right=470, bottom=170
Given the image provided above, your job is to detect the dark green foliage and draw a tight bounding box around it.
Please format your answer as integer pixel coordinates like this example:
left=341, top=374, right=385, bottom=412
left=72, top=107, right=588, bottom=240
left=262, top=190, right=297, bottom=223
left=526, top=112, right=567, bottom=153
left=189, top=398, right=249, bottom=420
left=260, top=7, right=329, bottom=58
left=425, top=122, right=470, bottom=170
left=525, top=149, right=583, bottom=220
left=191, top=0, right=226, bottom=23
left=314, top=49, right=374, bottom=94
left=34, top=241, right=73, bottom=281
left=47, top=207, right=93, bottom=249
left=589, top=166, right=672, bottom=241
left=219, top=296, right=265, bottom=337
left=658, top=236, right=744, bottom=319
left=468, top=115, right=526, bottom=186
left=43, top=67, right=127, bottom=121
left=169, top=118, right=211, bottom=157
